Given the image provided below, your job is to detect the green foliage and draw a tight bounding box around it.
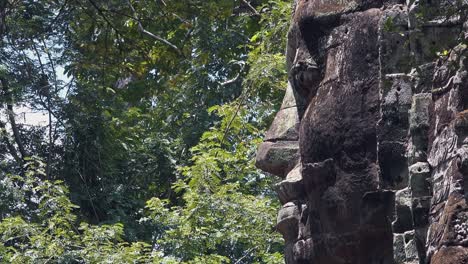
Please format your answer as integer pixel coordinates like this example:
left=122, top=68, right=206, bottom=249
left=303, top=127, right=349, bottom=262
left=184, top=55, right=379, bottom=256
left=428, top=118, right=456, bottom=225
left=58, top=0, right=267, bottom=230
left=145, top=102, right=283, bottom=262
left=246, top=0, right=290, bottom=102
left=136, top=2, right=292, bottom=261
left=0, top=158, right=166, bottom=263
left=0, top=0, right=291, bottom=262
left=383, top=17, right=396, bottom=32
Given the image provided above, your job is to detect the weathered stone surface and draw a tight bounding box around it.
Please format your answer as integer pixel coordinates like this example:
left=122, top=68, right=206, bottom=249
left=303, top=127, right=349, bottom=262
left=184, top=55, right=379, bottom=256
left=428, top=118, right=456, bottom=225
left=427, top=193, right=468, bottom=262
left=409, top=63, right=436, bottom=94
left=427, top=126, right=458, bottom=169
left=409, top=162, right=431, bottom=197
left=276, top=202, right=301, bottom=241
left=361, top=190, right=395, bottom=228
left=431, top=246, right=468, bottom=264
left=294, top=0, right=403, bottom=21
left=379, top=5, right=411, bottom=74
left=409, top=93, right=432, bottom=130
left=255, top=0, right=468, bottom=263
left=264, top=107, right=301, bottom=141
left=393, top=188, right=414, bottom=233
left=379, top=141, right=409, bottom=188
left=293, top=238, right=314, bottom=261
left=407, top=92, right=432, bottom=165
left=404, top=231, right=418, bottom=260
left=378, top=73, right=413, bottom=142
left=407, top=0, right=465, bottom=29
left=394, top=231, right=422, bottom=264
left=275, top=164, right=305, bottom=205
left=280, top=81, right=308, bottom=110
left=409, top=93, right=432, bottom=150
left=302, top=159, right=335, bottom=200
left=394, top=233, right=407, bottom=263
left=256, top=141, right=299, bottom=177
left=411, top=196, right=431, bottom=228
left=407, top=141, right=426, bottom=165
left=409, top=27, right=463, bottom=64
left=377, top=72, right=413, bottom=188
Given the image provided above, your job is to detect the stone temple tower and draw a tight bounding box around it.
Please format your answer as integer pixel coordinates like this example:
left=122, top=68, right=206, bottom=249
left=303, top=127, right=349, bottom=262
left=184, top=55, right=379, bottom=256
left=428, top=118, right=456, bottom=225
left=256, top=0, right=468, bottom=263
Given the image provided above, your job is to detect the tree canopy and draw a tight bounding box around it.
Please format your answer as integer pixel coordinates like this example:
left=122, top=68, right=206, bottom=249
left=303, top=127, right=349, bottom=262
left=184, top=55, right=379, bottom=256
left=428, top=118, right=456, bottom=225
left=0, top=0, right=290, bottom=263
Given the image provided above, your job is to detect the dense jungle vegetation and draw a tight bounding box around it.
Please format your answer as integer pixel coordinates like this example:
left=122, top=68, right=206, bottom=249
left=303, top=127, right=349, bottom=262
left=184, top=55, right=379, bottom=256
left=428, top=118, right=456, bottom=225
left=0, top=0, right=290, bottom=262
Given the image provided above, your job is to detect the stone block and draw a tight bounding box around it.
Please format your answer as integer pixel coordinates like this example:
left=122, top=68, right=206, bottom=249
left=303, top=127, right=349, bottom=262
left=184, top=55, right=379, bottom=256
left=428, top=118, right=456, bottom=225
left=381, top=74, right=413, bottom=108
left=409, top=26, right=463, bottom=64
left=407, top=140, right=427, bottom=165
left=411, top=196, right=431, bottom=228
left=414, top=227, right=428, bottom=262
left=409, top=162, right=431, bottom=197
left=409, top=93, right=432, bottom=150
left=393, top=188, right=414, bottom=233
left=394, top=230, right=421, bottom=263
left=378, top=74, right=413, bottom=142
left=409, top=63, right=436, bottom=93
left=394, top=233, right=407, bottom=263
left=378, top=141, right=409, bottom=189
left=403, top=231, right=422, bottom=262
left=379, top=6, right=412, bottom=74
left=361, top=190, right=395, bottom=228
left=454, top=110, right=468, bottom=145
left=407, top=0, right=466, bottom=29
left=404, top=233, right=419, bottom=261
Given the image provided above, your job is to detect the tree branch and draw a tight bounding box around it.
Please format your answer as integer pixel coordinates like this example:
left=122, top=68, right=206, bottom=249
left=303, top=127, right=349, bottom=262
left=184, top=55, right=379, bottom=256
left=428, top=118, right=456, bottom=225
left=86, top=0, right=124, bottom=37
left=220, top=74, right=240, bottom=86
left=0, top=0, right=7, bottom=37
left=240, top=0, right=260, bottom=16
left=0, top=119, right=22, bottom=165
left=0, top=77, right=27, bottom=159
left=35, top=39, right=56, bottom=179
left=126, top=0, right=183, bottom=56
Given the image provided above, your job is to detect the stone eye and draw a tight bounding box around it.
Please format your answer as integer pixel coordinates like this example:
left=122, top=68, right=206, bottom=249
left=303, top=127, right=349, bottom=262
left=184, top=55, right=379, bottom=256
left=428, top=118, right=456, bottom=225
left=291, top=57, right=321, bottom=98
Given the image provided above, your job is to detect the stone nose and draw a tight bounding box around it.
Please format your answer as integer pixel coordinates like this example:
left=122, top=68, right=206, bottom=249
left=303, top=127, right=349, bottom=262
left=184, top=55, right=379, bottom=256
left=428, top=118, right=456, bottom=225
left=255, top=81, right=306, bottom=177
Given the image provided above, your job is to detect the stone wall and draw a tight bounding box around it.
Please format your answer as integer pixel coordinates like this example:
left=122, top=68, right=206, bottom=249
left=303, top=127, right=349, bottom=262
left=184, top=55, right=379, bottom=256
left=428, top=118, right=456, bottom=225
left=378, top=1, right=467, bottom=263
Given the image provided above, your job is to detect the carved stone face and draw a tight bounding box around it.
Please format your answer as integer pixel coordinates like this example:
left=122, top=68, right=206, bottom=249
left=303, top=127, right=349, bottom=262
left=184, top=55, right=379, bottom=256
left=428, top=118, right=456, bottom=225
left=257, top=0, right=468, bottom=263
left=256, top=2, right=395, bottom=263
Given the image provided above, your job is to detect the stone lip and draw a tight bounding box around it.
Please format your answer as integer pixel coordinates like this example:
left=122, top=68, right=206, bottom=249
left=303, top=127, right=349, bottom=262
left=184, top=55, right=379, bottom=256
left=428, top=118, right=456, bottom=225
left=276, top=202, right=301, bottom=241
left=275, top=164, right=305, bottom=204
